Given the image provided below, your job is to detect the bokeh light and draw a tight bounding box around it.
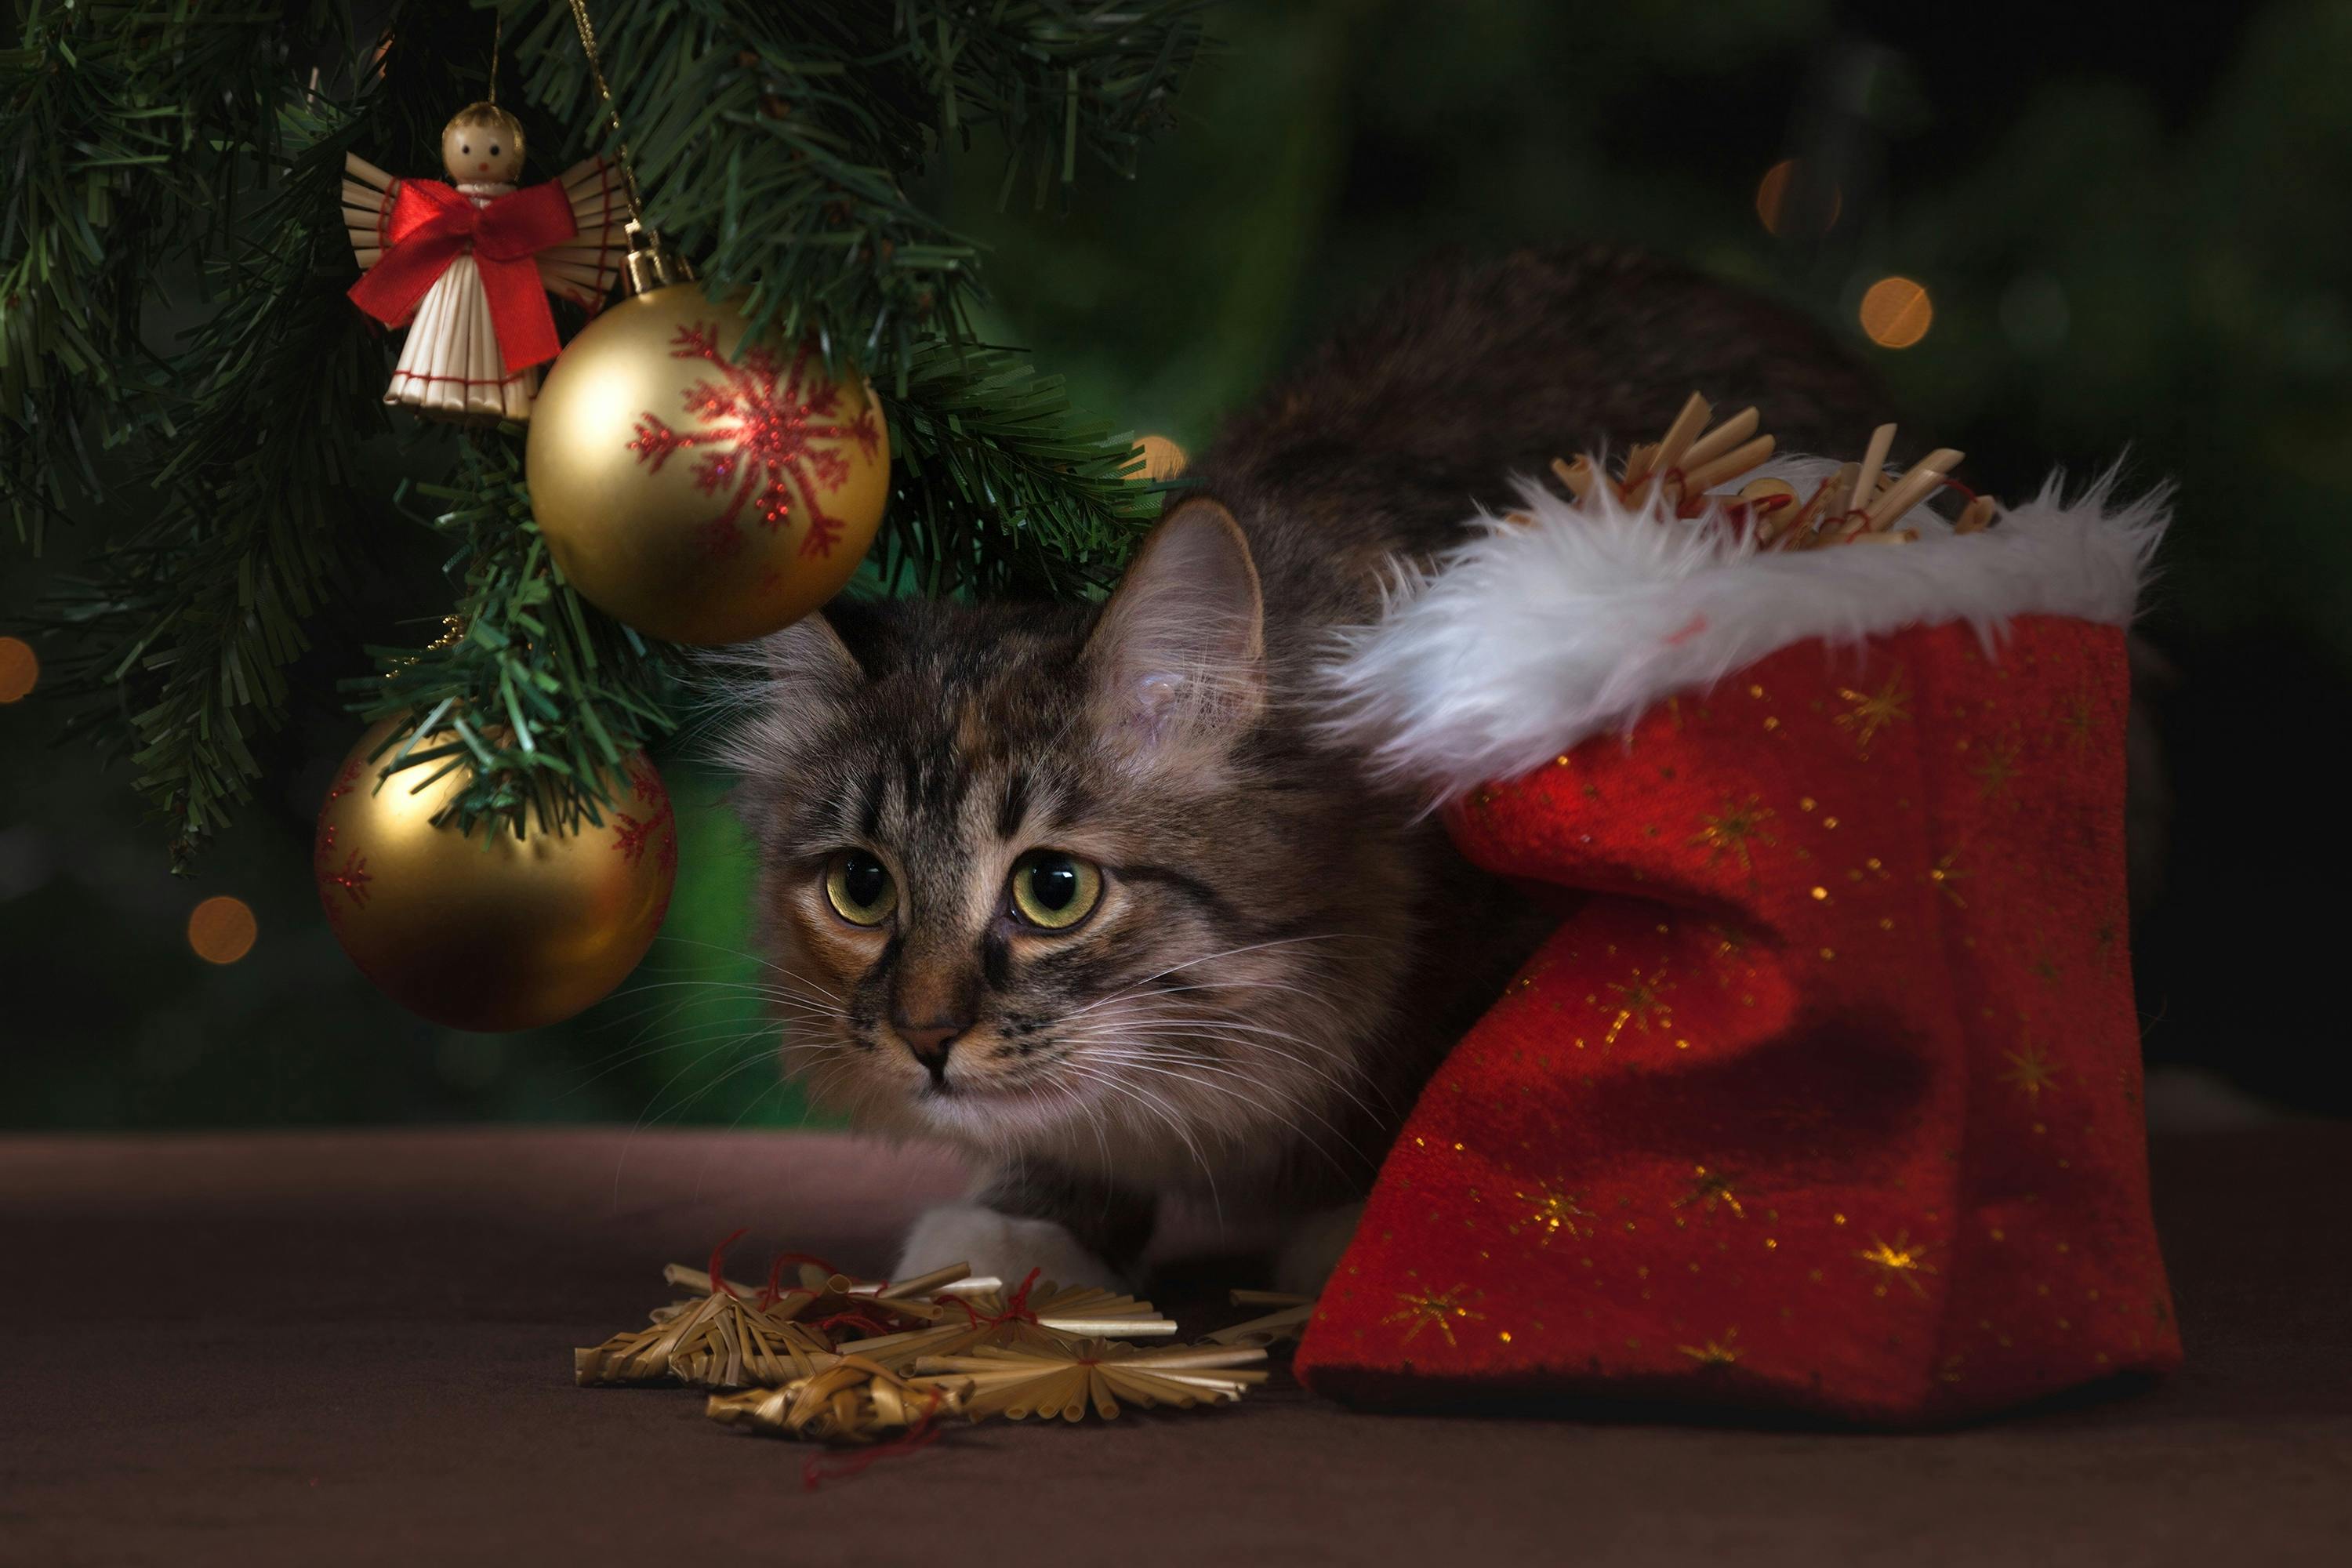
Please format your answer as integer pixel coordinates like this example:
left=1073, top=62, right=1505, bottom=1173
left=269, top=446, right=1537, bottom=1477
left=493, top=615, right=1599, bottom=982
left=1755, top=159, right=1842, bottom=237
left=1858, top=276, right=1935, bottom=349
left=0, top=636, right=37, bottom=702
left=1137, top=434, right=1189, bottom=481
left=188, top=896, right=259, bottom=965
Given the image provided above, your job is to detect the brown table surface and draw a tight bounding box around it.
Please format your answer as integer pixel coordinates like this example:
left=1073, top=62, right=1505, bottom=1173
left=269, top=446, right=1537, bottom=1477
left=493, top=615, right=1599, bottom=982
left=2, top=1125, right=2345, bottom=1567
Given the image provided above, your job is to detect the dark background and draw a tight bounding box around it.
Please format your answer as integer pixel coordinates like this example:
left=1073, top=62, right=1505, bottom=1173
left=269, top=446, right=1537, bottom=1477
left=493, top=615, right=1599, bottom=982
left=5, top=0, right=2347, bottom=1128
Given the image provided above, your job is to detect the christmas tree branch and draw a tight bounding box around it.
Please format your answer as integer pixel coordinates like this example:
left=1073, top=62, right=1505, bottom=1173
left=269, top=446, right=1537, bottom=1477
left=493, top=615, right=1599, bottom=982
left=45, top=99, right=385, bottom=864
left=893, top=0, right=1210, bottom=209
left=506, top=0, right=1203, bottom=386
left=25, top=5, right=547, bottom=862
left=361, top=430, right=681, bottom=840
left=503, top=0, right=1192, bottom=606
left=14, top=0, right=1203, bottom=861
left=0, top=1, right=351, bottom=546
left=876, top=343, right=1157, bottom=602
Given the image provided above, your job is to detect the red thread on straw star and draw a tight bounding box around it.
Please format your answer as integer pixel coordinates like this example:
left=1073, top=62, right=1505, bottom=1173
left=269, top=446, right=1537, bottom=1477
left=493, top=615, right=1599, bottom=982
left=954, top=1266, right=1044, bottom=1330
left=757, top=1250, right=844, bottom=1310
left=800, top=1391, right=947, bottom=1491
left=706, top=1228, right=749, bottom=1297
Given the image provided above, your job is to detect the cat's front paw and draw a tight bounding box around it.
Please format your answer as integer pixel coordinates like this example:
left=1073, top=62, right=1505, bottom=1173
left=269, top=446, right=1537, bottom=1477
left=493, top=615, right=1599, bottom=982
left=895, top=1204, right=1127, bottom=1293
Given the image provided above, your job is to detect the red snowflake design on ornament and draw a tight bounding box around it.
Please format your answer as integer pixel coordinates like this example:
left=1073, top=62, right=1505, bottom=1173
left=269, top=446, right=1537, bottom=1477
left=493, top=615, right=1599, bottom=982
left=325, top=757, right=365, bottom=803
left=313, top=822, right=342, bottom=927
left=612, top=758, right=679, bottom=875
left=321, top=848, right=375, bottom=909
left=626, top=325, right=882, bottom=564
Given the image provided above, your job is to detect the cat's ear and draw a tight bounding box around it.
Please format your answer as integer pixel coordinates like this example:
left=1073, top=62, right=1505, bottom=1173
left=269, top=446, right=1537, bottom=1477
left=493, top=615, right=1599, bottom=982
left=1084, top=496, right=1265, bottom=757
left=713, top=611, right=866, bottom=790
left=743, top=609, right=868, bottom=710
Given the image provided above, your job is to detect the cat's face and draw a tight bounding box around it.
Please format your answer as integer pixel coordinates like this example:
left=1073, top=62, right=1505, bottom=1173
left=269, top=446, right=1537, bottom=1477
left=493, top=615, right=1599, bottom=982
left=721, top=503, right=1406, bottom=1189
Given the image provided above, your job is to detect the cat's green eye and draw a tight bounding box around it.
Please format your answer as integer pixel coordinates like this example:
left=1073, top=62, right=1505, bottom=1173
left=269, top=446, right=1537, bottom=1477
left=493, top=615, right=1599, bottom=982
left=1008, top=851, right=1102, bottom=931
left=824, top=851, right=898, bottom=927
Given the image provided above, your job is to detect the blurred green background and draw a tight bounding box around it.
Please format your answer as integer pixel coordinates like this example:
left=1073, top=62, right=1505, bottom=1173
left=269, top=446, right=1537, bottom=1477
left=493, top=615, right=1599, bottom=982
left=6, top=0, right=2349, bottom=1127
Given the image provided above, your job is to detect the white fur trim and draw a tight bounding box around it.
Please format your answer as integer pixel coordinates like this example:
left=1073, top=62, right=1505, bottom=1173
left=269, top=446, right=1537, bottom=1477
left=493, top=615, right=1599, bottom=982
left=1323, top=457, right=2167, bottom=801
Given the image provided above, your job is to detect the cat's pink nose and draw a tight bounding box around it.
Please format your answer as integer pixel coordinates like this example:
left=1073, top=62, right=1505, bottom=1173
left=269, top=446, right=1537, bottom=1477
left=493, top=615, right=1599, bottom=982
left=895, top=1019, right=964, bottom=1076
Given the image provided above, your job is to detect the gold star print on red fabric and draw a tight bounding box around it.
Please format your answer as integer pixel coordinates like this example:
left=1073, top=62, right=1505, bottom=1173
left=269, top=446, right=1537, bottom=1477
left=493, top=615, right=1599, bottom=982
left=1379, top=1287, right=1483, bottom=1348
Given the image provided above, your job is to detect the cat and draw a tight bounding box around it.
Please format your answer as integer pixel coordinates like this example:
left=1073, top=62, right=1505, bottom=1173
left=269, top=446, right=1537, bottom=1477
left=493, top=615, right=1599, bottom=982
left=719, top=245, right=1893, bottom=1293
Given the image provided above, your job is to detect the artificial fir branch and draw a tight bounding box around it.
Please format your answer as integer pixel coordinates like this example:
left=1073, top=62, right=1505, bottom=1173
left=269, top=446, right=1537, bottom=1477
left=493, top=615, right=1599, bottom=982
left=0, top=2, right=351, bottom=545
left=361, top=430, right=680, bottom=840
left=895, top=0, right=1209, bottom=207
left=14, top=2, right=495, bottom=863
left=12, top=0, right=1204, bottom=860
left=43, top=99, right=388, bottom=866
left=506, top=0, right=1205, bottom=385
left=877, top=342, right=1158, bottom=602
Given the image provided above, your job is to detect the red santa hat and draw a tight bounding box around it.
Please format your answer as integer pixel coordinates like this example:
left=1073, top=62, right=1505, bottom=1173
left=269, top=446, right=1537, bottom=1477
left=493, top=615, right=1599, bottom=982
left=1295, top=436, right=2180, bottom=1425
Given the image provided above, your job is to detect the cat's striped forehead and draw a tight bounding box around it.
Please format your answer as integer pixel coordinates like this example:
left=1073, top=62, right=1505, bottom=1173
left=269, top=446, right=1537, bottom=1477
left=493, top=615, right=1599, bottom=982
left=803, top=607, right=1105, bottom=863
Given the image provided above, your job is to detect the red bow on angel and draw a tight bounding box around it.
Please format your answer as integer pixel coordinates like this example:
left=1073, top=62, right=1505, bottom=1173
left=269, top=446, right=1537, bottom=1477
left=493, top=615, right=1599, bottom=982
left=343, top=101, right=629, bottom=424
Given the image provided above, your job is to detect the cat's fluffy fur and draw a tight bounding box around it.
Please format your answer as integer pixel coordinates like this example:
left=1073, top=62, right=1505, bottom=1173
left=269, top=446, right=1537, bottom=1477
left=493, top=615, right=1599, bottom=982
left=718, top=247, right=1895, bottom=1289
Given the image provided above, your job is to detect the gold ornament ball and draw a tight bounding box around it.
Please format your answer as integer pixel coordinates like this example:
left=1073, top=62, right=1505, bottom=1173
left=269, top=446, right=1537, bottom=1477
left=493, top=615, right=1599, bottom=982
left=526, top=283, right=891, bottom=645
left=314, top=719, right=678, bottom=1032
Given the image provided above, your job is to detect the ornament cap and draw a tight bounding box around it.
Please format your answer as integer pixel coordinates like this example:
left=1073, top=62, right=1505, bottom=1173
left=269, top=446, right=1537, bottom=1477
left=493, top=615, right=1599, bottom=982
left=622, top=220, right=696, bottom=295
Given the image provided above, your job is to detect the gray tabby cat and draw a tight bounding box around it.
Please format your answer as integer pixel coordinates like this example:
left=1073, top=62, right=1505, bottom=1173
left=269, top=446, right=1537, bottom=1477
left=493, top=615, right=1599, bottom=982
left=720, top=246, right=1887, bottom=1290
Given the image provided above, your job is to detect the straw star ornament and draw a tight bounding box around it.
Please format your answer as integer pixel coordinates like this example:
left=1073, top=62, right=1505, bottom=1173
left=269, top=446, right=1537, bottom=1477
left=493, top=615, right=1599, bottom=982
left=909, top=1340, right=1272, bottom=1421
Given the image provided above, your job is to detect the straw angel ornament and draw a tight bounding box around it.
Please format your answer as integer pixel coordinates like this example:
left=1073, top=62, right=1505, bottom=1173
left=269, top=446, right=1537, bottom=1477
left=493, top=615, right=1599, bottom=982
left=344, top=103, right=630, bottom=423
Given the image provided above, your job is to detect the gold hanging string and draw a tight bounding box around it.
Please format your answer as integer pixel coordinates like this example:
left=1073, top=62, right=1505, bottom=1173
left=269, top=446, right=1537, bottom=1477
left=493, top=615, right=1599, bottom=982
left=562, top=0, right=645, bottom=222
left=488, top=11, right=501, bottom=106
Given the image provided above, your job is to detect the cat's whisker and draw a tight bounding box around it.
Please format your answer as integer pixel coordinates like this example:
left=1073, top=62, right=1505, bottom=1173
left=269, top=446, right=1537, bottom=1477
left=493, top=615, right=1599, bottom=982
left=608, top=1018, right=808, bottom=1205
left=622, top=1022, right=784, bottom=1130
left=1072, top=1043, right=1372, bottom=1176
left=1055, top=1044, right=1247, bottom=1134
left=632, top=949, right=851, bottom=1025
left=633, top=1033, right=789, bottom=1127
left=789, top=1035, right=898, bottom=1105
left=586, top=982, right=837, bottom=1052
left=605, top=975, right=824, bottom=1001
left=793, top=1055, right=872, bottom=1123
left=560, top=1028, right=772, bottom=1101
left=1052, top=1058, right=1225, bottom=1224
left=774, top=972, right=848, bottom=1005
left=632, top=1024, right=801, bottom=1067
left=1050, top=931, right=1388, bottom=1025
left=689, top=1073, right=799, bottom=1199
left=604, top=992, right=838, bottom=1031
left=581, top=984, right=745, bottom=1040
left=1085, top=975, right=1359, bottom=1031
left=1073, top=1030, right=1374, bottom=1142
left=1055, top=1013, right=1390, bottom=1125
left=560, top=981, right=835, bottom=1100
left=1059, top=1014, right=1356, bottom=1089
left=1029, top=1061, right=1119, bottom=1207
left=739, top=1000, right=850, bottom=1030
left=647, top=931, right=840, bottom=988
left=1178, top=1016, right=1403, bottom=1120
